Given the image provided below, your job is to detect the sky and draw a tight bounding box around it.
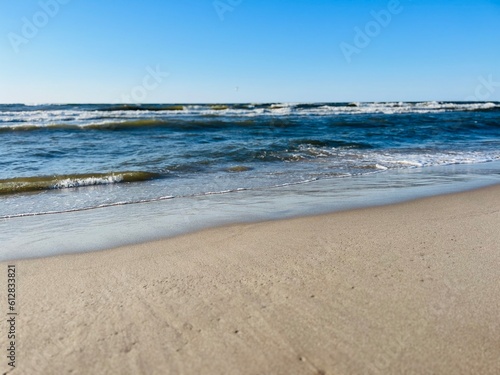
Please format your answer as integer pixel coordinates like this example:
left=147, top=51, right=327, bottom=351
left=0, top=0, right=499, bottom=104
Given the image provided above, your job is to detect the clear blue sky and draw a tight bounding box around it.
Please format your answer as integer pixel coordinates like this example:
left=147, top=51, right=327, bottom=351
left=1, top=0, right=499, bottom=103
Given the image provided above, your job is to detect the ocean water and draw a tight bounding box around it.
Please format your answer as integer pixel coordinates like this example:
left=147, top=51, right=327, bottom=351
left=1, top=102, right=500, bottom=260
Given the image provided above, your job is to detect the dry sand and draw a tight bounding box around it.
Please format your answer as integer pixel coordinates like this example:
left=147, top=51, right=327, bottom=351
left=1, top=185, right=499, bottom=374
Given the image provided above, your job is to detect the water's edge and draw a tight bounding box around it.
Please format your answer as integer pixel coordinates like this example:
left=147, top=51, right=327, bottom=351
left=1, top=160, right=499, bottom=262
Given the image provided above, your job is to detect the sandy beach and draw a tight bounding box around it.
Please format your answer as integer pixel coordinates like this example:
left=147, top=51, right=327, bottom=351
left=2, top=185, right=499, bottom=375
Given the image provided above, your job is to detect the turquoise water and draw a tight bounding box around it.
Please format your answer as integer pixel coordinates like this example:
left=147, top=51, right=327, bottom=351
left=1, top=102, right=499, bottom=260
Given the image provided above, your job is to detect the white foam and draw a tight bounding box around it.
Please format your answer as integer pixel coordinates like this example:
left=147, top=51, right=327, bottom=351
left=2, top=102, right=499, bottom=128
left=371, top=150, right=500, bottom=169
left=52, top=175, right=124, bottom=189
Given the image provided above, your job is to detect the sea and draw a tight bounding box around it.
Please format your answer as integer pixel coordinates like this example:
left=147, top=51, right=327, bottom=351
left=1, top=102, right=500, bottom=260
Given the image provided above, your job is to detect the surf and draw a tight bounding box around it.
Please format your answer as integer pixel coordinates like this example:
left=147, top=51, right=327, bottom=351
left=0, top=171, right=160, bottom=195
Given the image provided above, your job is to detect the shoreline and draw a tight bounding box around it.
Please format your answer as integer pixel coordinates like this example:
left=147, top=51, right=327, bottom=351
left=2, top=160, right=500, bottom=262
left=2, top=184, right=499, bottom=373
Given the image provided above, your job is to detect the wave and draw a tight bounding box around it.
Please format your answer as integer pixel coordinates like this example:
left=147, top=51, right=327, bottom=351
left=97, top=104, right=185, bottom=112
left=0, top=118, right=269, bottom=132
left=2, top=102, right=500, bottom=132
left=290, top=139, right=373, bottom=149
left=470, top=106, right=500, bottom=113
left=12, top=112, right=497, bottom=134
left=0, top=171, right=160, bottom=196
left=0, top=124, right=80, bottom=132
left=0, top=119, right=175, bottom=132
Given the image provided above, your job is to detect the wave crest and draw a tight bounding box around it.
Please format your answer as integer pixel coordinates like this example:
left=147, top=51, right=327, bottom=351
left=0, top=171, right=160, bottom=195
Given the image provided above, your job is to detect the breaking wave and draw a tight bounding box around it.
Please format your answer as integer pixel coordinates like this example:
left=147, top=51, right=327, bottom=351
left=0, top=171, right=160, bottom=195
